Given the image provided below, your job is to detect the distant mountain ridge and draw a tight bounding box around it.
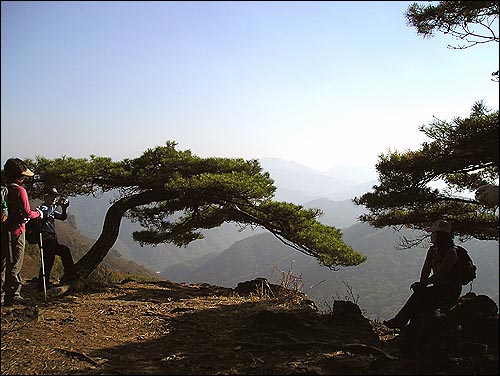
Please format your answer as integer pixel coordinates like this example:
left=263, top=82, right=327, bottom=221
left=303, top=198, right=366, bottom=229
left=259, top=157, right=377, bottom=202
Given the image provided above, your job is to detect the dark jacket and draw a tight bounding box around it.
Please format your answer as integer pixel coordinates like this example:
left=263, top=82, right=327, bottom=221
left=39, top=203, right=67, bottom=235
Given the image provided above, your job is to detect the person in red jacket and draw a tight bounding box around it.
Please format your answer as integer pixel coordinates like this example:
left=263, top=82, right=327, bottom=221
left=1, top=158, right=43, bottom=306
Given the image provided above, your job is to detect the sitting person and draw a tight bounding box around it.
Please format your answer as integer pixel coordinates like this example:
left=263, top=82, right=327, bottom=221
left=383, top=220, right=462, bottom=329
left=37, top=188, right=77, bottom=291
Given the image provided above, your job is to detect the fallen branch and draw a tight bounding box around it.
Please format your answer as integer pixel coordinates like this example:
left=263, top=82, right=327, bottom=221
left=241, top=341, right=397, bottom=360
left=55, top=348, right=102, bottom=366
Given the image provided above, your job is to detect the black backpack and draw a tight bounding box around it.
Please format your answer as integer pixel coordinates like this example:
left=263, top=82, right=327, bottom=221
left=455, top=246, right=477, bottom=285
left=25, top=218, right=43, bottom=245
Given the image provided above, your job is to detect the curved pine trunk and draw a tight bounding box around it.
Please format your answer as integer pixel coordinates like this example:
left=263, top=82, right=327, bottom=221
left=72, top=190, right=173, bottom=289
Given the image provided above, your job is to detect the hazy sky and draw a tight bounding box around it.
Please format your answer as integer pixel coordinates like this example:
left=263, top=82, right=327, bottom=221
left=2, top=1, right=499, bottom=174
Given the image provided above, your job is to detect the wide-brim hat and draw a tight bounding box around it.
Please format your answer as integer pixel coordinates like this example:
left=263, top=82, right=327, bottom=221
left=21, top=168, right=34, bottom=177
left=425, top=219, right=452, bottom=233
left=4, top=158, right=34, bottom=178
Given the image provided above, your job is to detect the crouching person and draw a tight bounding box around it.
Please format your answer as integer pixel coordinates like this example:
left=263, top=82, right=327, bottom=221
left=38, top=188, right=77, bottom=291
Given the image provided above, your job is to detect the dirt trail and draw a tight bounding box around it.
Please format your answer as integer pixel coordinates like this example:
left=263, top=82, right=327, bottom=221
left=1, top=279, right=496, bottom=375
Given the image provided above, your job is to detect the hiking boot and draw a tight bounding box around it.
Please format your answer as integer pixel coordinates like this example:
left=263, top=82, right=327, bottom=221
left=5, top=295, right=30, bottom=305
left=60, top=271, right=78, bottom=284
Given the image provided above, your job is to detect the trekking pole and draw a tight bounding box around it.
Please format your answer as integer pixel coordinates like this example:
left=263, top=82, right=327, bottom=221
left=39, top=232, right=47, bottom=303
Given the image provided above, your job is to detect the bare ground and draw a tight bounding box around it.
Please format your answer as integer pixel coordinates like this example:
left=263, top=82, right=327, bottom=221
left=1, top=279, right=498, bottom=375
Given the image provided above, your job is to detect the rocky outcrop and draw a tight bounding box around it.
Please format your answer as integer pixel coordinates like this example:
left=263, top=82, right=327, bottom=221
left=399, top=292, right=499, bottom=361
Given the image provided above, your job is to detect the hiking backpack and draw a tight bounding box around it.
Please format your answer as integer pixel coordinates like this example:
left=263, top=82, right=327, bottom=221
left=455, top=246, right=477, bottom=285
left=25, top=218, right=42, bottom=245
left=1, top=185, right=8, bottom=225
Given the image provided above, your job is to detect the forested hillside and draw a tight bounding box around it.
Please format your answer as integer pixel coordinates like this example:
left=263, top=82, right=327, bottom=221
left=160, top=223, right=499, bottom=321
